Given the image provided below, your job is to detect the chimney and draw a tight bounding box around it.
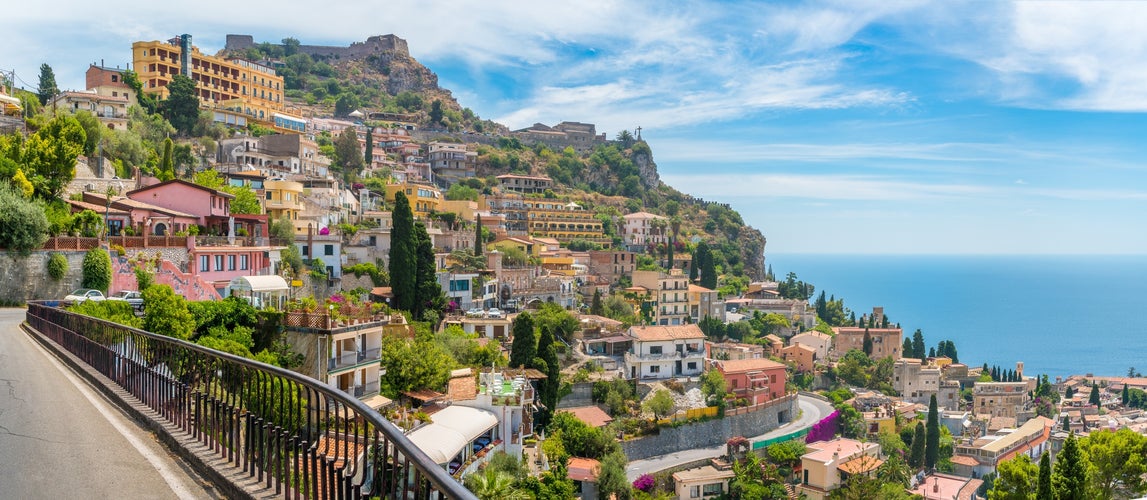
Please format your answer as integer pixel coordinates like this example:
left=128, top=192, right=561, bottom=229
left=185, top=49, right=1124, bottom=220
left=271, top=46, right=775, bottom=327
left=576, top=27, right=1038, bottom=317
left=933, top=478, right=939, bottom=493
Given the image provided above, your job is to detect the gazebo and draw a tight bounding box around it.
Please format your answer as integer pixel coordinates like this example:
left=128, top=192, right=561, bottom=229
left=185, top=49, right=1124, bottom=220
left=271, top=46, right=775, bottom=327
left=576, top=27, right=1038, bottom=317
left=227, top=275, right=289, bottom=309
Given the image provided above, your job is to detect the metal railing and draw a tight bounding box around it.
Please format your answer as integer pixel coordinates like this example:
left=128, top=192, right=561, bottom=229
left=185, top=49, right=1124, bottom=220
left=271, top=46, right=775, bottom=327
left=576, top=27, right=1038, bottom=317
left=25, top=303, right=476, bottom=500
left=328, top=348, right=382, bottom=372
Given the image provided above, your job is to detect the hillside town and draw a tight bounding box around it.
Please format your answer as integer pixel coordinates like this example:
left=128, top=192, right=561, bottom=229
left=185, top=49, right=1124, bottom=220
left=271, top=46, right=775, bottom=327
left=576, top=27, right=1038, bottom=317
left=2, top=33, right=1146, bottom=500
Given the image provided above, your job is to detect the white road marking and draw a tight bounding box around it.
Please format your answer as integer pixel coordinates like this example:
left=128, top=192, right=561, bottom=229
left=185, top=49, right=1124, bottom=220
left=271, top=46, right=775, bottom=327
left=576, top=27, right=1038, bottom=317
left=28, top=335, right=200, bottom=500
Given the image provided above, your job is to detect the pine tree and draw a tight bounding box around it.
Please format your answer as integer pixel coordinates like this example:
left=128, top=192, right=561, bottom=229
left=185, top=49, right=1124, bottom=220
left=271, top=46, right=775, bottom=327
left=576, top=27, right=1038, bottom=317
left=388, top=191, right=416, bottom=311
left=37, top=63, right=58, bottom=105
left=1037, top=451, right=1052, bottom=500
left=908, top=422, right=926, bottom=469
left=911, top=329, right=925, bottom=359
left=508, top=312, right=536, bottom=368
left=1053, top=432, right=1088, bottom=500
left=925, top=394, right=940, bottom=469
left=590, top=289, right=604, bottom=316
left=1089, top=382, right=1101, bottom=406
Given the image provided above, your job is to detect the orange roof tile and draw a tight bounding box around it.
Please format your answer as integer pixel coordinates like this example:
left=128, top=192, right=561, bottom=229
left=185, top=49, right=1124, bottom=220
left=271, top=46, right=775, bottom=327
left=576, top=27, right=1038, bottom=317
left=717, top=358, right=787, bottom=374
left=560, top=406, right=614, bottom=428
left=837, top=455, right=883, bottom=475
left=567, top=457, right=600, bottom=482
left=628, top=324, right=706, bottom=342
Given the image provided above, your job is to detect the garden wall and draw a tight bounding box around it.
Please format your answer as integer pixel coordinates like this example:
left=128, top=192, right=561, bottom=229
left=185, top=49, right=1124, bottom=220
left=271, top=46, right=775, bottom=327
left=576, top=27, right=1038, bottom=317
left=620, top=394, right=797, bottom=460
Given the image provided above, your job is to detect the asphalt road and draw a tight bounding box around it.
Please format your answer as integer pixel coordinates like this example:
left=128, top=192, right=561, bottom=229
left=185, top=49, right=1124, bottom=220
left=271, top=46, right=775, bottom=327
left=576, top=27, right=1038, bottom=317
left=0, top=308, right=219, bottom=499
left=627, top=394, right=836, bottom=480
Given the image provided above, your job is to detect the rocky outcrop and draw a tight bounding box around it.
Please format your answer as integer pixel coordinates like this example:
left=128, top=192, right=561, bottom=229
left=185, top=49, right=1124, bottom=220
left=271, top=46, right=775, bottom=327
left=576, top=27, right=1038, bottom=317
left=633, top=148, right=661, bottom=190
left=738, top=227, right=767, bottom=281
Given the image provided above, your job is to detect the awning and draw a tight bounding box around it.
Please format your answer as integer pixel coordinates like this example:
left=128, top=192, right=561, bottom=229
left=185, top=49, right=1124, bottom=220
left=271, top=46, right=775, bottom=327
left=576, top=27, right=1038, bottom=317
left=406, top=406, right=498, bottom=464
left=228, top=275, right=289, bottom=293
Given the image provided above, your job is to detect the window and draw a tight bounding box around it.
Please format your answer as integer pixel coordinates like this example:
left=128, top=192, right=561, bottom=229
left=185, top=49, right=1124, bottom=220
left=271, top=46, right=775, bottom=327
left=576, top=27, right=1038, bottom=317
left=702, top=483, right=723, bottom=496
left=240, top=255, right=249, bottom=270
left=649, top=346, right=663, bottom=355
left=199, top=255, right=209, bottom=271
left=690, top=486, right=700, bottom=498
left=687, top=362, right=697, bottom=370
left=227, top=255, right=236, bottom=271
left=266, top=192, right=272, bottom=200
left=649, top=365, right=660, bottom=373
left=214, top=255, right=224, bottom=271
left=324, top=245, right=334, bottom=256
left=301, top=246, right=309, bottom=257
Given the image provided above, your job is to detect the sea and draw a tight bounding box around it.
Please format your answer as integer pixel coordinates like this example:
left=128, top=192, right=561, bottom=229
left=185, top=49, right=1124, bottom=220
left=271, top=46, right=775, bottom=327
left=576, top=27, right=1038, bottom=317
left=764, top=254, right=1147, bottom=380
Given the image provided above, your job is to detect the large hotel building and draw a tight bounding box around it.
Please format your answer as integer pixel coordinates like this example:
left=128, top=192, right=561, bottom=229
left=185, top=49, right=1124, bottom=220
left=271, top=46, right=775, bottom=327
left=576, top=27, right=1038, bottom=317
left=131, top=34, right=304, bottom=133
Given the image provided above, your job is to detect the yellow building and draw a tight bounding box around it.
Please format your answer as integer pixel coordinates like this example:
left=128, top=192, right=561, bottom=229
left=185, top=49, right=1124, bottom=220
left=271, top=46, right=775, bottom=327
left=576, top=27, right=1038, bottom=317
left=385, top=183, right=442, bottom=219
left=132, top=35, right=304, bottom=133
left=541, top=255, right=576, bottom=276
left=487, top=236, right=541, bottom=258
left=525, top=200, right=610, bottom=247
left=263, top=179, right=306, bottom=234
left=440, top=199, right=478, bottom=222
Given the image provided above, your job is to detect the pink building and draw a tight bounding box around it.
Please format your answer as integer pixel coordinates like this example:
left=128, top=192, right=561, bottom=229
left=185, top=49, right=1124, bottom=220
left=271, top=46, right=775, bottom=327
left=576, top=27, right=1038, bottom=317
left=127, top=179, right=250, bottom=236
left=80, top=192, right=200, bottom=236
left=714, top=358, right=788, bottom=405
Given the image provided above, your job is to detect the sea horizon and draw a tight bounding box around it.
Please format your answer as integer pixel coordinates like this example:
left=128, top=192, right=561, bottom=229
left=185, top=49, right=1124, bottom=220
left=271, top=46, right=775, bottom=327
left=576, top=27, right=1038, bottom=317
left=764, top=253, right=1147, bottom=380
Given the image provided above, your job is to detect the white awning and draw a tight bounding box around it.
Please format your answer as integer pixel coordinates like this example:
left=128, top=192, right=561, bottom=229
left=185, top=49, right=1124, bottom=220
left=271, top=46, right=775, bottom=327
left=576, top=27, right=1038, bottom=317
left=228, top=275, right=289, bottom=293
left=406, top=406, right=498, bottom=464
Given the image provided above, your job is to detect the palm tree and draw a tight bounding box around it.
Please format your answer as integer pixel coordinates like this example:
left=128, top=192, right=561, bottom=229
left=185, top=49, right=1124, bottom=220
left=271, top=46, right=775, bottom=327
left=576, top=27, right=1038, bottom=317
left=463, top=469, right=529, bottom=500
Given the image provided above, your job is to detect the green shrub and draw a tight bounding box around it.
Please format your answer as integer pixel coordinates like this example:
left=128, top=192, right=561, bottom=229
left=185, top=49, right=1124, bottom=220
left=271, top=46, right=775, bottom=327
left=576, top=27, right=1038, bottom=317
left=81, top=248, right=112, bottom=293
left=47, top=253, right=68, bottom=281
left=0, top=184, right=49, bottom=255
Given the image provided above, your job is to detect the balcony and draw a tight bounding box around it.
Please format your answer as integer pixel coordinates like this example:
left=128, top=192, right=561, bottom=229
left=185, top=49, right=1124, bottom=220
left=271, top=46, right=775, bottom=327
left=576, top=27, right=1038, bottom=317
left=328, top=348, right=382, bottom=372
left=625, top=350, right=705, bottom=363
left=348, top=380, right=381, bottom=399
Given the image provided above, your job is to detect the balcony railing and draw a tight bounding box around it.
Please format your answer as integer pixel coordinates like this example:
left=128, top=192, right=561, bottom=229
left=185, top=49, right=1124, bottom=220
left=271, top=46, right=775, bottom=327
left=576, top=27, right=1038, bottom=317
left=351, top=381, right=381, bottom=399
left=24, top=303, right=475, bottom=499
left=328, top=348, right=383, bottom=371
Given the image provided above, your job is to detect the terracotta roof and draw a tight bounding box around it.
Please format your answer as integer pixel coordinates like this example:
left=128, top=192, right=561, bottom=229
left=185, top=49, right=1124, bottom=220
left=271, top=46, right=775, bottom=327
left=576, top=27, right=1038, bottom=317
left=716, top=358, right=786, bottom=374
left=950, top=455, right=980, bottom=466
left=402, top=389, right=446, bottom=403
left=622, top=211, right=666, bottom=220
left=66, top=199, right=128, bottom=215
left=837, top=455, right=883, bottom=475
left=567, top=457, right=600, bottom=482
left=447, top=372, right=477, bottom=401
left=579, top=314, right=623, bottom=327
left=627, top=324, right=705, bottom=342
left=672, top=464, right=735, bottom=483
left=803, top=438, right=876, bottom=463
left=560, top=406, right=614, bottom=428
left=126, top=179, right=235, bottom=199
left=688, top=284, right=714, bottom=293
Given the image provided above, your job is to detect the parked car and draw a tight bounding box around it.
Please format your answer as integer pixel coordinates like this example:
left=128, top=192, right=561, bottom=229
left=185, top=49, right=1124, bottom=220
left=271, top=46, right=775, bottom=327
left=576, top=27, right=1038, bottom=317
left=465, top=308, right=485, bottom=318
left=486, top=308, right=504, bottom=319
left=108, top=290, right=144, bottom=310
left=64, top=289, right=105, bottom=303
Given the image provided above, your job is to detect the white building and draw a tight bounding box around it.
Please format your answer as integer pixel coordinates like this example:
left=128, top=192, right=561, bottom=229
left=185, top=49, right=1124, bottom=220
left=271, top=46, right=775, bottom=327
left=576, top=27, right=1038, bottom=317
left=621, top=211, right=667, bottom=251
left=624, top=324, right=706, bottom=379
left=893, top=358, right=941, bottom=405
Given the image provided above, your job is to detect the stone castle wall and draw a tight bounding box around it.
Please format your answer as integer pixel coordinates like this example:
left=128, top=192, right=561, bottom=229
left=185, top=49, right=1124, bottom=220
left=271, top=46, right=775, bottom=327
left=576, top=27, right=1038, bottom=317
left=619, top=395, right=796, bottom=461
left=225, top=34, right=410, bottom=60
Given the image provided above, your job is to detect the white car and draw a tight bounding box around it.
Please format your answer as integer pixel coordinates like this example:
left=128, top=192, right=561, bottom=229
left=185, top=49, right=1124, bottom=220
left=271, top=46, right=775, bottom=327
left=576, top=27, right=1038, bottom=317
left=64, top=289, right=105, bottom=303
left=487, top=308, right=504, bottom=319
left=465, top=308, right=486, bottom=318
left=108, top=290, right=144, bottom=311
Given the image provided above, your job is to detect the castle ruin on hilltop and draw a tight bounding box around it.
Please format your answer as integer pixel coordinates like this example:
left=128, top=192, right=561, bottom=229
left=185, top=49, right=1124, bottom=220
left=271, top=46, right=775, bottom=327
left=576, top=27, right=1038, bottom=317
left=225, top=34, right=410, bottom=60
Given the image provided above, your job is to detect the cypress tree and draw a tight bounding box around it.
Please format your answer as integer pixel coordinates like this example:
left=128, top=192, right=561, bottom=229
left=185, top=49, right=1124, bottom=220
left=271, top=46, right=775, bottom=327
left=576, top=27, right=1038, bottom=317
left=508, top=312, right=536, bottom=368
left=1122, top=384, right=1130, bottom=406
left=928, top=346, right=936, bottom=358
left=533, top=324, right=561, bottom=428
left=689, top=249, right=699, bottom=282
left=849, top=311, right=856, bottom=326
left=159, top=137, right=174, bottom=181
left=37, top=63, right=58, bottom=105
left=388, top=191, right=416, bottom=311
left=908, top=422, right=926, bottom=469
left=1037, top=451, right=1052, bottom=500
left=902, top=338, right=913, bottom=358
left=666, top=234, right=674, bottom=270
left=474, top=214, right=483, bottom=254
left=862, top=329, right=873, bottom=356
left=1065, top=386, right=1075, bottom=399
left=591, top=289, right=604, bottom=316
left=698, top=242, right=717, bottom=290
left=991, top=366, right=999, bottom=381
left=948, top=341, right=959, bottom=363
left=925, top=394, right=940, bottom=469
left=1089, top=382, right=1101, bottom=406
left=363, top=128, right=373, bottom=165
left=413, top=222, right=441, bottom=321
left=1053, top=432, right=1088, bottom=500
left=911, top=329, right=925, bottom=359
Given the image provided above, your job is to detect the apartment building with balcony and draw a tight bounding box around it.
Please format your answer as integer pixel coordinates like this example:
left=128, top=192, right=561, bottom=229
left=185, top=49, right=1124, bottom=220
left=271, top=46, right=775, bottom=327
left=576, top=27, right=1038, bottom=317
left=217, top=134, right=329, bottom=178
left=713, top=358, right=788, bottom=405
left=428, top=142, right=477, bottom=181
left=496, top=174, right=552, bottom=194
left=262, top=178, right=306, bottom=232
left=285, top=316, right=401, bottom=411
left=952, top=416, right=1053, bottom=478
left=483, top=193, right=529, bottom=236
left=50, top=91, right=129, bottom=130
left=621, top=211, right=667, bottom=251
left=525, top=200, right=610, bottom=247
left=972, top=381, right=1032, bottom=419
left=624, top=324, right=706, bottom=379
left=893, top=358, right=942, bottom=405
left=688, top=284, right=724, bottom=323
left=385, top=182, right=442, bottom=219
left=632, top=269, right=690, bottom=326
left=131, top=35, right=304, bottom=133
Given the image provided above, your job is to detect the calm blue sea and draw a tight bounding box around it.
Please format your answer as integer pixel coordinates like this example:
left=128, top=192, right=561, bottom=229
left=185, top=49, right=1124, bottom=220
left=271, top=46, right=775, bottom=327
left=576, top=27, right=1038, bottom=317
left=764, top=254, right=1147, bottom=379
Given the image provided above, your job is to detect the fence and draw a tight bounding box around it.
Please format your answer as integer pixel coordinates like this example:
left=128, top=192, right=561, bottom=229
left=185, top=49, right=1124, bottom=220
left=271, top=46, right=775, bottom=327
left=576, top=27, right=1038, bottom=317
left=25, top=303, right=476, bottom=499
left=657, top=406, right=719, bottom=425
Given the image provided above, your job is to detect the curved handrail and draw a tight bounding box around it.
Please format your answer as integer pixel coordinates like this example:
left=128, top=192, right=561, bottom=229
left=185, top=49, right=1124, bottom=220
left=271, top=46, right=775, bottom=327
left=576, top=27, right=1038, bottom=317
left=25, top=302, right=476, bottom=499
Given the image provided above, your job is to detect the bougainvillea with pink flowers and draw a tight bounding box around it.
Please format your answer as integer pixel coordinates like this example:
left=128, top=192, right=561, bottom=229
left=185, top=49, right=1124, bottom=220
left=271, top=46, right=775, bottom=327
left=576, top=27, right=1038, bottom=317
left=633, top=474, right=655, bottom=492
left=805, top=409, right=840, bottom=443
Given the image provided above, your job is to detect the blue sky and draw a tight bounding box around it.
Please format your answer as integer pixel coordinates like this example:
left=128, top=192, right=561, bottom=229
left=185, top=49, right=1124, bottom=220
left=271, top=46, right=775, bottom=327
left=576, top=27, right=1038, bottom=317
left=4, top=1, right=1147, bottom=254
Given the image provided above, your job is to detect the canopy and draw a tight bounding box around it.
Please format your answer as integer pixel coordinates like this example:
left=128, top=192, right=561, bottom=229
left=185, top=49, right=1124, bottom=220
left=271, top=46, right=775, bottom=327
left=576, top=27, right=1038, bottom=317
left=406, top=406, right=498, bottom=464
left=228, top=275, right=289, bottom=293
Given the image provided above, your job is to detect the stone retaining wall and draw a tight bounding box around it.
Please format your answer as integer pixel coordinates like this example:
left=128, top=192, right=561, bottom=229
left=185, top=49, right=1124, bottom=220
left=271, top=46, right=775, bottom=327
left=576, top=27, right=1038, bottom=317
left=620, top=394, right=797, bottom=461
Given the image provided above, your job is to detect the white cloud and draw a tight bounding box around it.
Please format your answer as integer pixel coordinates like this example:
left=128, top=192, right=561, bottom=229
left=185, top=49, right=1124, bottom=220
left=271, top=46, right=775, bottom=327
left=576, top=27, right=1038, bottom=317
left=660, top=173, right=990, bottom=201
